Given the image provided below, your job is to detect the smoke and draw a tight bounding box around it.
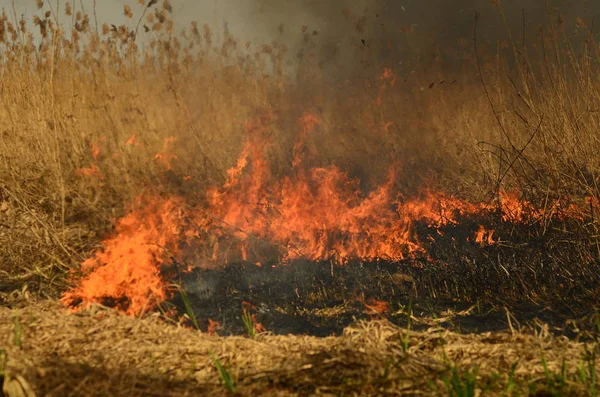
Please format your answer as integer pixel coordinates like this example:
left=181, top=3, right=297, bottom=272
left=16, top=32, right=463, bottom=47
left=8, top=0, right=598, bottom=78
left=169, top=0, right=600, bottom=78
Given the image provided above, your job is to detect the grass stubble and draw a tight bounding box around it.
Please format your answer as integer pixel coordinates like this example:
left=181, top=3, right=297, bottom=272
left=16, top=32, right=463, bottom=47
left=1, top=0, right=600, bottom=395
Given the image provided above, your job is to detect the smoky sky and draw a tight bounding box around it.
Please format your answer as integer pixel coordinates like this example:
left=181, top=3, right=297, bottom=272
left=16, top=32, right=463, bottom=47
left=5, top=0, right=600, bottom=74
left=243, top=0, right=600, bottom=43
left=242, top=0, right=600, bottom=74
left=206, top=0, right=600, bottom=77
left=7, top=1, right=599, bottom=41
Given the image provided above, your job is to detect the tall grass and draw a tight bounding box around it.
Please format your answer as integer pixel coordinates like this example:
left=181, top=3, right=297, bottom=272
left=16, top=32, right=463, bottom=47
left=0, top=1, right=599, bottom=291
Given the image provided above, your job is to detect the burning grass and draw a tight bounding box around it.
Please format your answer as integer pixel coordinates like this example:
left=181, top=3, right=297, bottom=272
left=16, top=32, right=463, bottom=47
left=1, top=0, right=600, bottom=299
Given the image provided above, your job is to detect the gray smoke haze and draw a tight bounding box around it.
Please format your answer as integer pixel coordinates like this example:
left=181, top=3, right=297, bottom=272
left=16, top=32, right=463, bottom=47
left=244, top=0, right=600, bottom=74
left=7, top=1, right=599, bottom=40
left=180, top=0, right=600, bottom=77
left=5, top=0, right=600, bottom=76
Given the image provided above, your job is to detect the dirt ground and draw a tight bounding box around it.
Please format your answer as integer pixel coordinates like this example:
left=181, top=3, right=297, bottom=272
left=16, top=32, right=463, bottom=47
left=0, top=299, right=597, bottom=396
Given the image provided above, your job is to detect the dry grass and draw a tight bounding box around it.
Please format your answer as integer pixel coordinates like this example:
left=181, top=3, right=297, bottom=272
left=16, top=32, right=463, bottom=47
left=0, top=301, right=598, bottom=396
left=1, top=1, right=600, bottom=292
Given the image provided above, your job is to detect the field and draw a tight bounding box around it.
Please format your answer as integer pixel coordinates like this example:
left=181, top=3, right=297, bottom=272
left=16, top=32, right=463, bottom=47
left=2, top=1, right=600, bottom=396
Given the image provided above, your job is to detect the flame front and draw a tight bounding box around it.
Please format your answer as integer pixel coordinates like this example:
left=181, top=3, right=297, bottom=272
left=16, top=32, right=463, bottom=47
left=62, top=196, right=198, bottom=315
left=62, top=112, right=584, bottom=315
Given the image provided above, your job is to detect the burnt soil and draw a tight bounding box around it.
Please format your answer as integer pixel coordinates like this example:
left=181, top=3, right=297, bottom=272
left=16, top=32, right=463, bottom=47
left=168, top=217, right=600, bottom=338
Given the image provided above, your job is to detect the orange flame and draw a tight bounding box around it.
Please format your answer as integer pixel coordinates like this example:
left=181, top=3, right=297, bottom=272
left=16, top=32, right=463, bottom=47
left=61, top=196, right=204, bottom=315
left=90, top=141, right=101, bottom=160
left=380, top=67, right=397, bottom=87
left=377, top=67, right=397, bottom=105
left=474, top=225, right=496, bottom=245
left=203, top=114, right=481, bottom=264
left=242, top=301, right=266, bottom=333
left=125, top=134, right=136, bottom=145
left=499, top=191, right=535, bottom=222
left=63, top=109, right=589, bottom=316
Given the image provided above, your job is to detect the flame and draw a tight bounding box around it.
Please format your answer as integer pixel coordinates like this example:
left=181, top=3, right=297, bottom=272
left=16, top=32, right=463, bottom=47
left=499, top=191, right=535, bottom=222
left=63, top=108, right=590, bottom=316
left=377, top=67, right=397, bottom=105
left=90, top=140, right=101, bottom=160
left=61, top=195, right=207, bottom=315
left=291, top=112, right=321, bottom=167
left=204, top=113, right=481, bottom=264
left=253, top=318, right=266, bottom=333
left=242, top=301, right=266, bottom=333
left=380, top=67, right=397, bottom=87
left=474, top=225, right=496, bottom=245
left=125, top=134, right=137, bottom=146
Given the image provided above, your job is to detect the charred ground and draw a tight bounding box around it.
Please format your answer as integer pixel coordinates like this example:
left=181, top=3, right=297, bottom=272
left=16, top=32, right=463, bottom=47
left=166, top=213, right=600, bottom=338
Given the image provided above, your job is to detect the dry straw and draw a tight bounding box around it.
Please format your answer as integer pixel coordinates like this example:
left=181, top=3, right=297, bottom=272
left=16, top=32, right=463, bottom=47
left=0, top=302, right=596, bottom=396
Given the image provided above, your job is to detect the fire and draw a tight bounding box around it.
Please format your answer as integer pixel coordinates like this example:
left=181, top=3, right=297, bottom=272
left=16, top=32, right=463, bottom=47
left=204, top=113, right=482, bottom=264
left=125, top=134, right=137, bottom=146
left=377, top=67, right=397, bottom=105
left=61, top=195, right=207, bottom=315
left=474, top=225, right=496, bottom=245
left=242, top=301, right=266, bottom=334
left=90, top=140, right=102, bottom=160
left=380, top=68, right=397, bottom=86
left=62, top=107, right=589, bottom=316
left=499, top=191, right=536, bottom=222
left=498, top=191, right=586, bottom=222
